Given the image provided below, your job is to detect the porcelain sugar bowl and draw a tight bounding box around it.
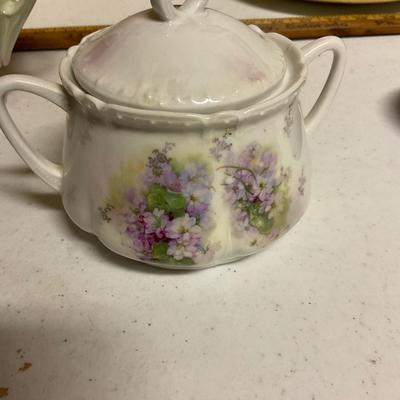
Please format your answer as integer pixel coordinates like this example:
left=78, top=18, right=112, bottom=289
left=0, top=0, right=346, bottom=269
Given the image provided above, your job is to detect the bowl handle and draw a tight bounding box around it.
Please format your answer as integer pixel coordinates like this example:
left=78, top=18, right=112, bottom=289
left=301, top=36, right=346, bottom=134
left=0, top=74, right=69, bottom=192
left=151, top=0, right=208, bottom=21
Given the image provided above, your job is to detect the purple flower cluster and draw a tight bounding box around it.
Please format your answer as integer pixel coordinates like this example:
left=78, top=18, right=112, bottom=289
left=125, top=202, right=167, bottom=254
left=221, top=142, right=291, bottom=239
left=122, top=144, right=215, bottom=264
left=179, top=163, right=213, bottom=220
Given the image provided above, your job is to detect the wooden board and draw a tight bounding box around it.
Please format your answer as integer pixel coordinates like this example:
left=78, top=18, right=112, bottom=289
left=14, top=12, right=400, bottom=51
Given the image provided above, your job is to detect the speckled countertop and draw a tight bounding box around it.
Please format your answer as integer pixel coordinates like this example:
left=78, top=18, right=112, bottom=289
left=1, top=1, right=400, bottom=400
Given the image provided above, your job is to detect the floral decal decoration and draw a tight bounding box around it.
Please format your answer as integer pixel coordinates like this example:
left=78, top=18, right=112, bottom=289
left=217, top=141, right=292, bottom=246
left=298, top=167, right=306, bottom=196
left=209, top=128, right=233, bottom=162
left=100, top=127, right=306, bottom=265
left=101, top=143, right=219, bottom=265
left=284, top=101, right=295, bottom=137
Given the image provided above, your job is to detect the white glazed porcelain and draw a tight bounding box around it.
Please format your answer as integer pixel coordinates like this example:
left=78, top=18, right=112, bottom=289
left=0, top=0, right=346, bottom=269
left=0, top=0, right=36, bottom=67
left=71, top=1, right=286, bottom=113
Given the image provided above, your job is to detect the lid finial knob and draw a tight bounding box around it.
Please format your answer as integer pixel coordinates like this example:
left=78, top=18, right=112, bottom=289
left=151, top=0, right=208, bottom=21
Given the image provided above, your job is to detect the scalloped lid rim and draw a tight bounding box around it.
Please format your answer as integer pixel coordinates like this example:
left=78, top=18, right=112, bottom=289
left=70, top=4, right=288, bottom=114
left=61, top=33, right=307, bottom=126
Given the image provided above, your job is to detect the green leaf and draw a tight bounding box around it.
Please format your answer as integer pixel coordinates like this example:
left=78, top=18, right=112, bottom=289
left=146, top=184, right=186, bottom=217
left=247, top=202, right=261, bottom=216
left=152, top=242, right=169, bottom=261
left=248, top=202, right=274, bottom=234
left=250, top=214, right=274, bottom=235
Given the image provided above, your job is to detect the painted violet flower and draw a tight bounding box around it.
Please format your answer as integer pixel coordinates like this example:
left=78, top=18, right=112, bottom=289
left=165, top=214, right=202, bottom=241
left=220, top=142, right=291, bottom=242
left=113, top=144, right=217, bottom=265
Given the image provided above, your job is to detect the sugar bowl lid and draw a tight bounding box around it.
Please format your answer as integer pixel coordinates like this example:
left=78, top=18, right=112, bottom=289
left=71, top=0, right=286, bottom=113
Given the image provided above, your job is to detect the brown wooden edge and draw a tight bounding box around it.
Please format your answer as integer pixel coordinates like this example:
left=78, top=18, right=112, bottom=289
left=14, top=12, right=400, bottom=51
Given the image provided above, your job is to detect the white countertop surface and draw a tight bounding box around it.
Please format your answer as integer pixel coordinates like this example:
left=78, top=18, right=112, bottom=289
left=1, top=1, right=400, bottom=399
